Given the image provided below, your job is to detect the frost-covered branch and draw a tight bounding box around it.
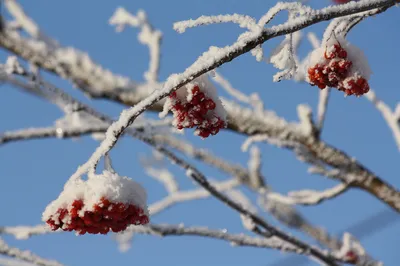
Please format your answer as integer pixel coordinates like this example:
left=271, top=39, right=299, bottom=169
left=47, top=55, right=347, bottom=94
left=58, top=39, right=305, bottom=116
left=173, top=14, right=258, bottom=33
left=4, top=0, right=58, bottom=48
left=269, top=31, right=302, bottom=82
left=210, top=71, right=264, bottom=112
left=0, top=126, right=107, bottom=145
left=144, top=167, right=179, bottom=194
left=149, top=179, right=240, bottom=215
left=0, top=225, right=51, bottom=240
left=257, top=2, right=311, bottom=27
left=247, top=146, right=264, bottom=190
left=0, top=223, right=302, bottom=254
left=109, top=7, right=162, bottom=82
left=316, top=88, right=331, bottom=136
left=0, top=238, right=62, bottom=266
left=365, top=90, right=400, bottom=151
left=181, top=167, right=339, bottom=265
left=266, top=183, right=349, bottom=206
left=306, top=32, right=331, bottom=136
left=135, top=224, right=301, bottom=252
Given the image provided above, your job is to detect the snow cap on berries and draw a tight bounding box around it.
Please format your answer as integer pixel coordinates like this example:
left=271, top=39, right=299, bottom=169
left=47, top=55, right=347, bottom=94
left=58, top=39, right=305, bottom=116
left=42, top=170, right=149, bottom=234
left=43, top=170, right=147, bottom=218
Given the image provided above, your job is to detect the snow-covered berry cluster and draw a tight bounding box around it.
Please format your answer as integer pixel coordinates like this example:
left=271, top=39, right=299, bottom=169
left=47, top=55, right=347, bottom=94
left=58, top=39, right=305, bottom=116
left=43, top=170, right=149, bottom=235
left=307, top=38, right=371, bottom=97
left=161, top=75, right=227, bottom=138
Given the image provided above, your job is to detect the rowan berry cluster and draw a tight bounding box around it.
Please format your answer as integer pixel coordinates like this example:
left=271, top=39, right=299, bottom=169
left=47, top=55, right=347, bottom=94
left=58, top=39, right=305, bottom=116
left=308, top=42, right=370, bottom=96
left=46, top=197, right=149, bottom=235
left=170, top=85, right=226, bottom=138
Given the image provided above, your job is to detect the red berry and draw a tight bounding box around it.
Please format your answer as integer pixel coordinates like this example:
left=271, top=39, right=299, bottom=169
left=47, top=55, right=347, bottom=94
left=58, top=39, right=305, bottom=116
left=338, top=49, right=347, bottom=58
left=192, top=85, right=200, bottom=95
left=204, top=99, right=216, bottom=110
left=198, top=129, right=210, bottom=138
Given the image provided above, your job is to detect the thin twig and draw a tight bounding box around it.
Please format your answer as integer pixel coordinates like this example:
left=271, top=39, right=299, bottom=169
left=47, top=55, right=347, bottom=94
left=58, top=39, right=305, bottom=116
left=0, top=238, right=63, bottom=266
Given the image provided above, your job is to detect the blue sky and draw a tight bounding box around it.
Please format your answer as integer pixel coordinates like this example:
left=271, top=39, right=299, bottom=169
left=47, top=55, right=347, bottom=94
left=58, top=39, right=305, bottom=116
left=0, top=0, right=399, bottom=266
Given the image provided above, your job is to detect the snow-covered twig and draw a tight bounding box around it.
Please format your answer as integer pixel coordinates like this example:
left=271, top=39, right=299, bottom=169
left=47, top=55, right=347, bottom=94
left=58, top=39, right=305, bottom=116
left=269, top=31, right=302, bottom=82
left=316, top=88, right=330, bottom=136
left=0, top=257, right=37, bottom=266
left=144, top=167, right=179, bottom=194
left=306, top=32, right=331, bottom=136
left=173, top=14, right=258, bottom=33
left=225, top=189, right=259, bottom=231
left=210, top=71, right=264, bottom=112
left=4, top=0, right=58, bottom=49
left=365, top=90, right=400, bottom=151
left=266, top=183, right=349, bottom=206
left=181, top=169, right=339, bottom=265
left=0, top=223, right=302, bottom=254
left=0, top=225, right=52, bottom=240
left=109, top=7, right=162, bottom=83
left=152, top=134, right=261, bottom=187
left=258, top=2, right=311, bottom=27
left=0, top=238, right=63, bottom=266
left=149, top=179, right=239, bottom=215
left=297, top=104, right=318, bottom=138
left=0, top=126, right=106, bottom=145
left=138, top=224, right=300, bottom=252
left=247, top=146, right=264, bottom=190
left=0, top=120, right=173, bottom=146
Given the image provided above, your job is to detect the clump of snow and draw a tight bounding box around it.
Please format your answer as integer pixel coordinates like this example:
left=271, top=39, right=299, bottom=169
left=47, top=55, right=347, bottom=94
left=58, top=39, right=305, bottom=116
left=4, top=56, right=25, bottom=75
left=42, top=170, right=148, bottom=223
left=297, top=104, right=313, bottom=135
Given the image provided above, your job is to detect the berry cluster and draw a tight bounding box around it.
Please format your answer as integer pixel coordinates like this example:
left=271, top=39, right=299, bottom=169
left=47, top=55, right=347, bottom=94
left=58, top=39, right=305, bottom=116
left=170, top=85, right=226, bottom=138
left=308, top=43, right=370, bottom=96
left=46, top=197, right=149, bottom=235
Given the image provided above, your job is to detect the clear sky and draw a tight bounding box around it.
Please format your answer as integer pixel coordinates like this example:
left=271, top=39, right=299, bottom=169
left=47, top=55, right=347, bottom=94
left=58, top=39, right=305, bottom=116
left=0, top=1, right=399, bottom=266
